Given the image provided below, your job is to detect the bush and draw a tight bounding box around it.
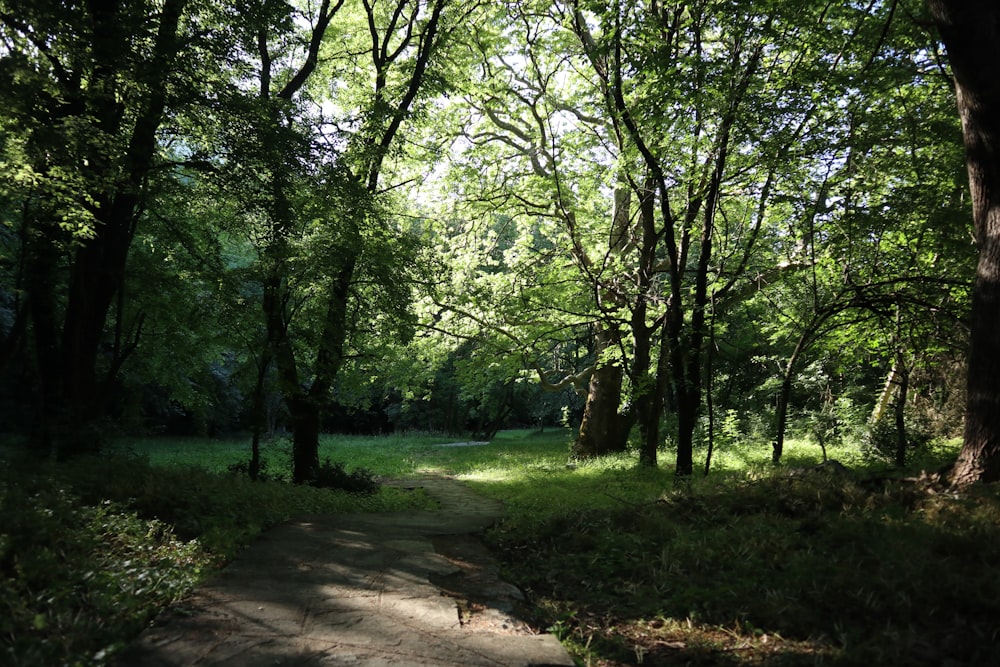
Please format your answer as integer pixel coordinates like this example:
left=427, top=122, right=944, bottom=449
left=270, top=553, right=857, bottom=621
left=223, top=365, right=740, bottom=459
left=226, top=456, right=280, bottom=482
left=310, top=458, right=380, bottom=495
left=0, top=449, right=430, bottom=665
left=0, top=462, right=210, bottom=666
left=862, top=416, right=932, bottom=465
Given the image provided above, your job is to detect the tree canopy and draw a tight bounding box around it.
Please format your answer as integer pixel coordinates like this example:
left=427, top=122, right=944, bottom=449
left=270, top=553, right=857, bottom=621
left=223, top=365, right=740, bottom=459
left=1, top=0, right=996, bottom=483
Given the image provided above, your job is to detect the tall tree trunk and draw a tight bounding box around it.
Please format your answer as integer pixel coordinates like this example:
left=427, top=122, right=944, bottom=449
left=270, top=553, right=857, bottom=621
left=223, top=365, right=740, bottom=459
left=872, top=361, right=903, bottom=423
left=663, top=293, right=697, bottom=477
left=23, top=219, right=63, bottom=456
left=634, top=367, right=661, bottom=467
left=573, top=324, right=628, bottom=457
left=296, top=258, right=357, bottom=482
left=249, top=350, right=272, bottom=480
left=929, top=0, right=1000, bottom=484
left=633, top=178, right=662, bottom=468
left=289, top=396, right=321, bottom=484
left=675, top=390, right=698, bottom=477
left=251, top=0, right=434, bottom=482
left=262, top=266, right=310, bottom=480
left=703, top=302, right=717, bottom=476
left=572, top=180, right=636, bottom=459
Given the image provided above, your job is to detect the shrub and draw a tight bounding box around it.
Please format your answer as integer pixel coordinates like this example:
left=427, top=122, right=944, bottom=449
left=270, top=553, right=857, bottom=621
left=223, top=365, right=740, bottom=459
left=310, top=458, right=380, bottom=495
left=0, top=462, right=210, bottom=666
left=226, top=456, right=280, bottom=481
left=862, top=416, right=933, bottom=465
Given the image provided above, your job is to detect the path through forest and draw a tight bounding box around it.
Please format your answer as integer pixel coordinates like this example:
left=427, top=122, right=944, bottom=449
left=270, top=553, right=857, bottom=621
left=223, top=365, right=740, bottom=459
left=115, top=476, right=572, bottom=666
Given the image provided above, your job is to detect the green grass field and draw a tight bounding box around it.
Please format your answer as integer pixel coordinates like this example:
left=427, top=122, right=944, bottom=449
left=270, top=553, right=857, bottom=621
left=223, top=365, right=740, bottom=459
left=113, top=428, right=579, bottom=479
left=4, top=429, right=997, bottom=666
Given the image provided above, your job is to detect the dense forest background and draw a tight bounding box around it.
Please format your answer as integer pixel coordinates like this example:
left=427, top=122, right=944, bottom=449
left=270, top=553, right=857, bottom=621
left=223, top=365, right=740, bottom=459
left=0, top=0, right=990, bottom=481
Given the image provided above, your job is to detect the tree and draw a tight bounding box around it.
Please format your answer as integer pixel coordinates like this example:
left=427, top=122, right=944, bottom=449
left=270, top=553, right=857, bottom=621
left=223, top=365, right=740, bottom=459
left=448, top=0, right=876, bottom=474
left=190, top=0, right=457, bottom=483
left=0, top=0, right=214, bottom=455
left=929, top=0, right=1000, bottom=484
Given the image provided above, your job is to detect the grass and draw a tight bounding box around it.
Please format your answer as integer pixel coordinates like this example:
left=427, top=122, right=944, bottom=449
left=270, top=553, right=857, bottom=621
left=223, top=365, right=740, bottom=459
left=111, top=430, right=524, bottom=479
left=454, top=434, right=1000, bottom=666
left=3, top=428, right=998, bottom=666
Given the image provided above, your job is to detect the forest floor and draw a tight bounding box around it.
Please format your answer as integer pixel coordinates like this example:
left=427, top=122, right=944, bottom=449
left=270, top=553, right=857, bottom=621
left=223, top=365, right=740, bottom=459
left=6, top=431, right=1000, bottom=666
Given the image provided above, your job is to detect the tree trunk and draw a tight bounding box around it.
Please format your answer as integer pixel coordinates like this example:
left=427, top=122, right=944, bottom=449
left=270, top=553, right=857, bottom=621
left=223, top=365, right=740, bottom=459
left=635, top=383, right=661, bottom=467
left=632, top=178, right=662, bottom=468
left=674, top=393, right=697, bottom=477
left=773, top=326, right=814, bottom=464
left=573, top=343, right=628, bottom=457
left=929, top=0, right=1000, bottom=484
left=61, top=243, right=121, bottom=455
left=262, top=267, right=312, bottom=480
left=574, top=319, right=629, bottom=457
left=661, top=291, right=699, bottom=478
left=249, top=351, right=271, bottom=480
left=872, top=360, right=903, bottom=424
left=23, top=220, right=63, bottom=456
left=289, top=396, right=321, bottom=484
left=703, top=305, right=717, bottom=476
left=264, top=254, right=358, bottom=484
left=43, top=0, right=188, bottom=457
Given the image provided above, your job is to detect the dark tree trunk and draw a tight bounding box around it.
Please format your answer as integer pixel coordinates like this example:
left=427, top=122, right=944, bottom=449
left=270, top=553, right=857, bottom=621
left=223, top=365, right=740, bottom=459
left=23, top=220, right=63, bottom=456
left=929, top=0, right=1000, bottom=484
left=249, top=351, right=272, bottom=480
left=297, top=259, right=356, bottom=480
left=25, top=0, right=189, bottom=457
left=635, top=382, right=661, bottom=467
left=251, top=0, right=433, bottom=483
left=640, top=346, right=673, bottom=469
left=290, top=396, right=321, bottom=484
left=61, top=243, right=122, bottom=455
left=632, top=178, right=662, bottom=468
left=662, top=293, right=698, bottom=478
left=675, top=391, right=697, bottom=477
left=264, top=254, right=357, bottom=484
left=773, top=333, right=809, bottom=465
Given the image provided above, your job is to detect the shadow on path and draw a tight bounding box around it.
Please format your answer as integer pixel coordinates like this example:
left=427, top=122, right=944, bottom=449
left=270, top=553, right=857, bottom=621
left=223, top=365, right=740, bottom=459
left=114, top=476, right=573, bottom=667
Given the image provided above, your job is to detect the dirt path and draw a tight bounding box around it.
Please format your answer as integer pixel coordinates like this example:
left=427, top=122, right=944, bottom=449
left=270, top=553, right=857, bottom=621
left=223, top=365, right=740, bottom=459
left=114, top=476, right=573, bottom=666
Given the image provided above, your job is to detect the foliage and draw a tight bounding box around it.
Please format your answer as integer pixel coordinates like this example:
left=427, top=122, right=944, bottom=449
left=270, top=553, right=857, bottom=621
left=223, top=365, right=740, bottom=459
left=310, top=458, right=380, bottom=495
left=861, top=414, right=935, bottom=466
left=0, top=458, right=210, bottom=666
left=226, top=455, right=276, bottom=481
left=455, top=435, right=999, bottom=666
left=0, top=0, right=977, bottom=472
left=490, top=473, right=1000, bottom=665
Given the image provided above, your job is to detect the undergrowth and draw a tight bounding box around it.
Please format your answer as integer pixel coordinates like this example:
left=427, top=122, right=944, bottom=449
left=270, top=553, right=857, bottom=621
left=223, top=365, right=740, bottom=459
left=3, top=430, right=994, bottom=666
left=0, top=451, right=434, bottom=666
left=477, top=465, right=1000, bottom=666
